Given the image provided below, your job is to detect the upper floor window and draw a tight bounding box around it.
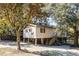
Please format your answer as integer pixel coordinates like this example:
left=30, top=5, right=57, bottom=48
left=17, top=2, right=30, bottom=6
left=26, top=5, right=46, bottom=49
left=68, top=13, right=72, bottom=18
left=29, top=29, right=32, bottom=32
left=25, top=29, right=28, bottom=32
left=40, top=27, right=45, bottom=33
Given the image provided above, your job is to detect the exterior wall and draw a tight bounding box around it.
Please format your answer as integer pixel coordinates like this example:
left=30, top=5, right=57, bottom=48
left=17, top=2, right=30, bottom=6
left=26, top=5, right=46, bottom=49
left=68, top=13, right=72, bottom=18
left=36, top=26, right=56, bottom=38
left=23, top=26, right=36, bottom=38
left=23, top=24, right=56, bottom=39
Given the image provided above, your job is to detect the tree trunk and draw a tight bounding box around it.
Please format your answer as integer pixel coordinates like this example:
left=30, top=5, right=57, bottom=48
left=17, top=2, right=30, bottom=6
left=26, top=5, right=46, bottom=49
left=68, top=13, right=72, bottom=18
left=74, top=26, right=78, bottom=46
left=0, top=35, right=2, bottom=41
left=0, top=37, right=1, bottom=41
left=16, top=30, right=21, bottom=50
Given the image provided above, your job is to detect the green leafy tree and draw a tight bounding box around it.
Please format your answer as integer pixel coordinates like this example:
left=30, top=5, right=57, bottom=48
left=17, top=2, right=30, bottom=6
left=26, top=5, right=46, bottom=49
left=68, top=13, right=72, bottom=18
left=50, top=3, right=79, bottom=45
left=0, top=19, right=13, bottom=40
left=0, top=3, right=47, bottom=50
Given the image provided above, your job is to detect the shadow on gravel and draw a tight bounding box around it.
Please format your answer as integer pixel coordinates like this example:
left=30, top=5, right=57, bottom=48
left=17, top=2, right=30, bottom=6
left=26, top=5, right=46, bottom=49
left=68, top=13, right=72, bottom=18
left=32, top=50, right=79, bottom=56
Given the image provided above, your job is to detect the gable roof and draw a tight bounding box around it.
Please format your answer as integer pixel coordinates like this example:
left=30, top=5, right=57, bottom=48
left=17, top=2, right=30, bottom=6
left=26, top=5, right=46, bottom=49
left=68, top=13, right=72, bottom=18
left=27, top=23, right=56, bottom=29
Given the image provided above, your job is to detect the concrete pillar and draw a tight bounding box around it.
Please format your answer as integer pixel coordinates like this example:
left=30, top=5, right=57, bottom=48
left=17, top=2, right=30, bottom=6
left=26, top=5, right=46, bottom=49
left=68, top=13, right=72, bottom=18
left=28, top=38, right=30, bottom=43
left=46, top=39, right=48, bottom=45
left=35, top=38, right=37, bottom=45
left=41, top=38, right=44, bottom=45
left=23, top=38, right=26, bottom=42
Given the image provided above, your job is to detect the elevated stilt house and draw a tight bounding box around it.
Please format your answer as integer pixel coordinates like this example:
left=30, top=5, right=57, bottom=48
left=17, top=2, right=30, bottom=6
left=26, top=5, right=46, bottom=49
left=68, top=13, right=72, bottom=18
left=23, top=24, right=57, bottom=45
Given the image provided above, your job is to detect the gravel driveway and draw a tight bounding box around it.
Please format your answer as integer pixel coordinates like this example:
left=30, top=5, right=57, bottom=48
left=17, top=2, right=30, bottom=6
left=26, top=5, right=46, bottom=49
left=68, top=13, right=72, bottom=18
left=0, top=40, right=79, bottom=56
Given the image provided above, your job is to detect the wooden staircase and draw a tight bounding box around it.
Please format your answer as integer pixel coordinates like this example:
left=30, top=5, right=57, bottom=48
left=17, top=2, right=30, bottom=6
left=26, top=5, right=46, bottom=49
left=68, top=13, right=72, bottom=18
left=48, top=36, right=57, bottom=45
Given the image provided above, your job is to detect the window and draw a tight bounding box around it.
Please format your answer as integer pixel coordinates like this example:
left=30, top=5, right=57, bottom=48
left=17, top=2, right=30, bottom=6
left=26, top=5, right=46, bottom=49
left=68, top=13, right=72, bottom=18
left=29, top=29, right=32, bottom=32
left=40, top=27, right=45, bottom=33
left=25, top=29, right=28, bottom=32
left=31, top=32, right=34, bottom=35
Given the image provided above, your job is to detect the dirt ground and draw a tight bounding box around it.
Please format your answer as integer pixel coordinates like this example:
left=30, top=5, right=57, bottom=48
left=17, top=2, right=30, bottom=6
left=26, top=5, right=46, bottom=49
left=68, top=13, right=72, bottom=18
left=0, top=40, right=79, bottom=56
left=0, top=48, right=39, bottom=56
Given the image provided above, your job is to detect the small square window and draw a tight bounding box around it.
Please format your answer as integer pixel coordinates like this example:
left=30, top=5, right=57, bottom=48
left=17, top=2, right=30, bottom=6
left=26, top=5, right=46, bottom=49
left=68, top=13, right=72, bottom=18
left=29, top=29, right=32, bottom=32
left=25, top=30, right=28, bottom=32
left=40, top=27, right=45, bottom=33
left=31, top=32, right=34, bottom=35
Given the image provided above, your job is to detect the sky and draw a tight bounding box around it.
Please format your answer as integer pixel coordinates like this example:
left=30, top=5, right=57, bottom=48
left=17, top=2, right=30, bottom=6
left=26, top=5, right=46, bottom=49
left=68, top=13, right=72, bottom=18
left=47, top=17, right=57, bottom=27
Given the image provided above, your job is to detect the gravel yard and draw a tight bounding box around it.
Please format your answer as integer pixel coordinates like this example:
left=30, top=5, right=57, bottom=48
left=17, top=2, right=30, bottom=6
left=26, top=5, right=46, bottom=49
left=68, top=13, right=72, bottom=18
left=33, top=50, right=79, bottom=56
left=0, top=40, right=79, bottom=56
left=0, top=48, right=39, bottom=56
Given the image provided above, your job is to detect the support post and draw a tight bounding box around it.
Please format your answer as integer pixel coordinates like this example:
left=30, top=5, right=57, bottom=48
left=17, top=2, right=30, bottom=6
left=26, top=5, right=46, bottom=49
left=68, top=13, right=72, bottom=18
left=23, top=38, right=26, bottom=42
left=46, top=38, right=48, bottom=45
left=28, top=38, right=30, bottom=44
left=41, top=38, right=44, bottom=45
left=35, top=38, right=37, bottom=45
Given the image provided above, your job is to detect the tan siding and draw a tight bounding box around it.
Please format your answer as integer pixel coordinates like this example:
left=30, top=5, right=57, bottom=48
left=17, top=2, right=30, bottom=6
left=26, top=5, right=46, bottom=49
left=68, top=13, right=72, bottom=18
left=36, top=26, right=56, bottom=38
left=23, top=24, right=56, bottom=39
